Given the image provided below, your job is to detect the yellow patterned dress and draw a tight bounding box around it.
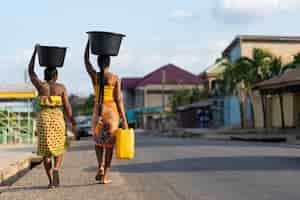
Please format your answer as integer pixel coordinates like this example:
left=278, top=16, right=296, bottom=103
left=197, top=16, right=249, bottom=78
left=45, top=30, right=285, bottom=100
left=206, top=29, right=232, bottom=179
left=37, top=96, right=67, bottom=157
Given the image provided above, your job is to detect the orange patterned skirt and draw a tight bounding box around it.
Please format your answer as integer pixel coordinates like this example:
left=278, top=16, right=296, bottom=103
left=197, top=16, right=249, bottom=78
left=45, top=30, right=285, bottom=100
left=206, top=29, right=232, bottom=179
left=92, top=100, right=120, bottom=147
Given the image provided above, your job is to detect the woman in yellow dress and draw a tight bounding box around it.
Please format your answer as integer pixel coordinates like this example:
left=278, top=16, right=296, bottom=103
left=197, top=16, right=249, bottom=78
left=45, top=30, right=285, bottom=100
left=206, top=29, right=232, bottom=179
left=84, top=41, right=128, bottom=184
left=28, top=45, right=77, bottom=188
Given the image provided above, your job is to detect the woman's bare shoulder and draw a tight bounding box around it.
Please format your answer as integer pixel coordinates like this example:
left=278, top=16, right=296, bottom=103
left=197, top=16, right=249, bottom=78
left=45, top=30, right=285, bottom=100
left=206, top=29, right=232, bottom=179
left=109, top=73, right=119, bottom=80
left=54, top=82, right=66, bottom=88
left=53, top=82, right=67, bottom=93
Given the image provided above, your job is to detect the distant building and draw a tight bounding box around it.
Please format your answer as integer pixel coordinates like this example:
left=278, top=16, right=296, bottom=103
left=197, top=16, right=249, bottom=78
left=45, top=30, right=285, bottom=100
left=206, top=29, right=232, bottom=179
left=220, top=35, right=300, bottom=128
left=122, top=63, right=203, bottom=129
left=0, top=84, right=37, bottom=144
left=255, top=67, right=300, bottom=128
left=223, top=35, right=300, bottom=64
left=199, top=58, right=226, bottom=94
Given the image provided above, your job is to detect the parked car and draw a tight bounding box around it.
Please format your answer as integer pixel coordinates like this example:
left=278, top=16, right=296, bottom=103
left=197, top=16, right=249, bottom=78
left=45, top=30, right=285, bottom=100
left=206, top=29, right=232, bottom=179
left=76, top=117, right=92, bottom=137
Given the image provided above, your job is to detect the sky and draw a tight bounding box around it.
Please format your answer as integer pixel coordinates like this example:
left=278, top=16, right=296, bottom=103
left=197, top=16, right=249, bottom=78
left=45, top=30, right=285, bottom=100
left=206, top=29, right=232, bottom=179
left=1, top=0, right=300, bottom=96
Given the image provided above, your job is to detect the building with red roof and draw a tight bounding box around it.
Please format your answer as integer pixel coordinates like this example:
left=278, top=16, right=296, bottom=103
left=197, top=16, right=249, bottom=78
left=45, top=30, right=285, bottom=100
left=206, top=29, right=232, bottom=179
left=121, top=63, right=203, bottom=129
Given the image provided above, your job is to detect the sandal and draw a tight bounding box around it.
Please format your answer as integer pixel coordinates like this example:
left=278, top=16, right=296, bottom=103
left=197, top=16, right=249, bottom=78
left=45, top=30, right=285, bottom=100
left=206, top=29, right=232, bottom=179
left=95, top=167, right=104, bottom=181
left=100, top=179, right=112, bottom=184
left=48, top=183, right=54, bottom=189
left=53, top=169, right=60, bottom=187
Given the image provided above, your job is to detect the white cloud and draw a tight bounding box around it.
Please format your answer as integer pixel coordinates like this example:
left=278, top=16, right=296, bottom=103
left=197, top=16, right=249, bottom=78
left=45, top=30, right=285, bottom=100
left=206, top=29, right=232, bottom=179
left=114, top=40, right=228, bottom=80
left=169, top=10, right=199, bottom=22
left=213, top=0, right=300, bottom=24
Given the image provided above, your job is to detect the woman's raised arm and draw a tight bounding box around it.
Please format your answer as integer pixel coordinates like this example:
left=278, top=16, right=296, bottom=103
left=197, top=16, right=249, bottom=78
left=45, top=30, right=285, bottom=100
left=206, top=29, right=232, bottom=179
left=84, top=40, right=97, bottom=85
left=28, top=45, right=43, bottom=88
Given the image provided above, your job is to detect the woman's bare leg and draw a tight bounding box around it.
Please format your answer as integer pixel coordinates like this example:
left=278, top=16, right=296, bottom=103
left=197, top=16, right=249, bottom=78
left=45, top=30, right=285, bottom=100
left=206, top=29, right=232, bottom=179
left=53, top=154, right=63, bottom=187
left=54, top=154, right=64, bottom=170
left=43, top=157, right=52, bottom=186
left=103, top=146, right=114, bottom=183
left=95, top=145, right=104, bottom=179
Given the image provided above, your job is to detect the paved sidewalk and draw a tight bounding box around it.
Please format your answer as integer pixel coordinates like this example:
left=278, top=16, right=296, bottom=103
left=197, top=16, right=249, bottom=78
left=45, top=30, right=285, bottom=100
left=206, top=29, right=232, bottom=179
left=0, top=144, right=41, bottom=185
left=0, top=139, right=137, bottom=200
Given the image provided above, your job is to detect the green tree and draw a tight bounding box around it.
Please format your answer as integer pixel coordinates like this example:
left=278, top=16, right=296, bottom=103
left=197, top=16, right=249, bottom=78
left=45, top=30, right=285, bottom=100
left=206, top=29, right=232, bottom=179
left=169, top=89, right=191, bottom=113
left=221, top=48, right=274, bottom=128
left=169, top=87, right=210, bottom=113
left=281, top=52, right=300, bottom=73
left=220, top=59, right=248, bottom=128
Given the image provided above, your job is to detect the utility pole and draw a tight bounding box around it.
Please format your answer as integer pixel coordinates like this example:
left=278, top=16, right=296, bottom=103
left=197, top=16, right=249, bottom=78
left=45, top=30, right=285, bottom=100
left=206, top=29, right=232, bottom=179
left=161, top=70, right=166, bottom=131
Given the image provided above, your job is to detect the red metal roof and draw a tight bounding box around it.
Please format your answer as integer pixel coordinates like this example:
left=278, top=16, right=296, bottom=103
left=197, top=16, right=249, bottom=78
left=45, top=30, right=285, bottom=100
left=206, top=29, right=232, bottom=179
left=121, top=64, right=202, bottom=89
left=122, top=64, right=201, bottom=89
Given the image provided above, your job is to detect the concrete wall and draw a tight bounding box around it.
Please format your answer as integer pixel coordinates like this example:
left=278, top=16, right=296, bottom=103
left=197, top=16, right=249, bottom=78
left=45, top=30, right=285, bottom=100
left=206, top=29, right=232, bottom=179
left=134, top=89, right=144, bottom=108
left=123, top=90, right=136, bottom=109
left=252, top=94, right=264, bottom=128
left=139, top=84, right=203, bottom=108
left=253, top=93, right=296, bottom=128
left=242, top=42, right=300, bottom=64
left=271, top=96, right=282, bottom=128
left=283, top=94, right=294, bottom=127
left=294, top=93, right=300, bottom=127
left=146, top=93, right=172, bottom=107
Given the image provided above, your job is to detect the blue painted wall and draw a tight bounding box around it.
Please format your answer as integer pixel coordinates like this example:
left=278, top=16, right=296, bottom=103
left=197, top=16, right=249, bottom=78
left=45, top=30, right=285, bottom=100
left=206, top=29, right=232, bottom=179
left=223, top=96, right=241, bottom=127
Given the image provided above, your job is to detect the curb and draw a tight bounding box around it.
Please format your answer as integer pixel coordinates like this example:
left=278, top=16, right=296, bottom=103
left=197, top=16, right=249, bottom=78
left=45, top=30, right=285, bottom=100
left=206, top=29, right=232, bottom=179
left=230, top=136, right=287, bottom=143
left=0, top=155, right=42, bottom=186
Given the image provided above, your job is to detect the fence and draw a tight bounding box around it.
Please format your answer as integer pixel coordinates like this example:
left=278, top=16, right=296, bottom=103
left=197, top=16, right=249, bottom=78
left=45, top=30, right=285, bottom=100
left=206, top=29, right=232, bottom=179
left=0, top=103, right=36, bottom=144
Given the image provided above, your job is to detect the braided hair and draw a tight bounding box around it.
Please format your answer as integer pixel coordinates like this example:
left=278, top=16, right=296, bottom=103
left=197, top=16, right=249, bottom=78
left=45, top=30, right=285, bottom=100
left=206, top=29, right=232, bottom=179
left=97, top=56, right=111, bottom=116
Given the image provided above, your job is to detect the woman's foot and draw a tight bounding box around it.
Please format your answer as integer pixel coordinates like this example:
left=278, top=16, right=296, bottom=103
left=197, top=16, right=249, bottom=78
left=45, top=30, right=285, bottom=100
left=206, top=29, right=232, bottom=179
left=100, top=179, right=112, bottom=184
left=48, top=182, right=54, bottom=189
left=100, top=170, right=112, bottom=184
left=52, top=169, right=60, bottom=187
left=95, top=166, right=104, bottom=181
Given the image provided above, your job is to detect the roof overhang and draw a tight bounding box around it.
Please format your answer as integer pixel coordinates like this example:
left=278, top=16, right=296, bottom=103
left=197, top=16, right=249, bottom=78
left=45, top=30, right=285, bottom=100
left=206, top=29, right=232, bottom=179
left=0, top=92, right=37, bottom=99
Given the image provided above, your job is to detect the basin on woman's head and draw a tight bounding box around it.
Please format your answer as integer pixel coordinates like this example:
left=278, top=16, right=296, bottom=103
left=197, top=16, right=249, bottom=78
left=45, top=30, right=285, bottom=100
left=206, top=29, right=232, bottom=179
left=87, top=31, right=125, bottom=56
left=37, top=45, right=67, bottom=68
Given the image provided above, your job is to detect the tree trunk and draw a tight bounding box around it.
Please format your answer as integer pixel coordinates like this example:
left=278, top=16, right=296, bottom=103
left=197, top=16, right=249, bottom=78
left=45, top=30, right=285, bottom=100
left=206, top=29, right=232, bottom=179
left=239, top=101, right=245, bottom=128
left=248, top=91, right=256, bottom=128
left=260, top=93, right=266, bottom=129
left=279, top=93, right=285, bottom=128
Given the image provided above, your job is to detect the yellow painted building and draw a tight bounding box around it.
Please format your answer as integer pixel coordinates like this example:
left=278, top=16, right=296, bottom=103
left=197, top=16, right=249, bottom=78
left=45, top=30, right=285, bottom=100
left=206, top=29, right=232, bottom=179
left=0, top=84, right=37, bottom=144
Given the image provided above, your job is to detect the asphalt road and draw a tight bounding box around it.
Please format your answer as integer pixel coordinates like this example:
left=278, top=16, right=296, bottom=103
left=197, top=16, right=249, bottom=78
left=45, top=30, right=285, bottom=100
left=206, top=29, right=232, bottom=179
left=1, top=134, right=300, bottom=200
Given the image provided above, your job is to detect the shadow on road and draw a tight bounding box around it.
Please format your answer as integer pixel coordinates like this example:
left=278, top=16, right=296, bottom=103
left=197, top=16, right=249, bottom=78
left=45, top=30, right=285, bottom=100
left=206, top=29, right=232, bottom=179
left=0, top=185, right=49, bottom=193
left=114, top=156, right=300, bottom=173
left=0, top=183, right=100, bottom=194
left=134, top=136, right=300, bottom=149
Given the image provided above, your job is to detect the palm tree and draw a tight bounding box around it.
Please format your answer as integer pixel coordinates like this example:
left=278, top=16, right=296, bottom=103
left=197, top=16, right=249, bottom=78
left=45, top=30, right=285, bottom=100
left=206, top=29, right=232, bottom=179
left=235, top=48, right=273, bottom=128
left=281, top=53, right=300, bottom=73
left=268, top=57, right=285, bottom=128
left=220, top=59, right=247, bottom=128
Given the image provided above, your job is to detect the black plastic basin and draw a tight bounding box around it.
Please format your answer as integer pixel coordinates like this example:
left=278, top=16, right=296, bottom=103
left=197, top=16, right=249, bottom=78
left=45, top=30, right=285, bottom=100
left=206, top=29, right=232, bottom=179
left=37, top=45, right=67, bottom=67
left=87, top=31, right=125, bottom=56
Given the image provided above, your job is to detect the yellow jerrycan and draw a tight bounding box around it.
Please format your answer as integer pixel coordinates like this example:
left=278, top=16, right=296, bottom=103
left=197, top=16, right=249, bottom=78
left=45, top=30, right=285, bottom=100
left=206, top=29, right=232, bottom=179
left=115, top=128, right=135, bottom=160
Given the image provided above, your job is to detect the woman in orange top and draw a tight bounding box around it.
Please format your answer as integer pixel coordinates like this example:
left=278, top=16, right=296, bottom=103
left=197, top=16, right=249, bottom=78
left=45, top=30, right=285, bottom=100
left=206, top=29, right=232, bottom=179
left=84, top=41, right=128, bottom=184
